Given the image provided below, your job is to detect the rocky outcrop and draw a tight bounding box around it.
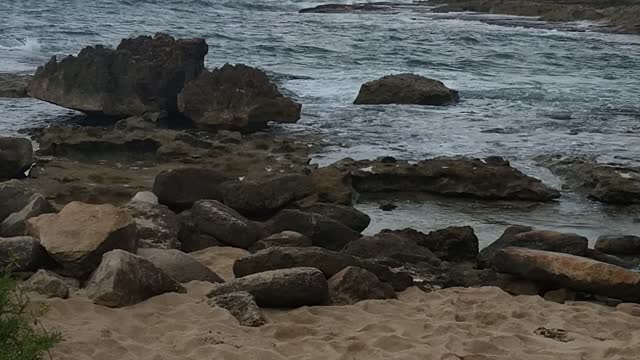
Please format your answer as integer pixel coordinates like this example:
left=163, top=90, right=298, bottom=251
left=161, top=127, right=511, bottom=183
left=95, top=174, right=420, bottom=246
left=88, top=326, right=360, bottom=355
left=0, top=74, right=32, bottom=98
left=137, top=248, right=224, bottom=284
left=190, top=200, right=261, bottom=249
left=23, top=270, right=78, bottom=299
left=333, top=157, right=560, bottom=202
left=595, top=235, right=640, bottom=255
left=493, top=247, right=640, bottom=302
left=328, top=266, right=396, bottom=305
left=0, top=137, right=33, bottom=180
left=293, top=202, right=371, bottom=232
left=207, top=291, right=266, bottom=327
left=177, top=64, right=301, bottom=132
left=354, top=74, right=459, bottom=106
left=26, top=202, right=138, bottom=278
left=206, top=267, right=329, bottom=308
left=265, top=209, right=361, bottom=251
left=153, top=168, right=230, bottom=210
left=249, top=231, right=312, bottom=253
left=343, top=232, right=442, bottom=266
left=309, top=166, right=357, bottom=205
left=29, top=33, right=208, bottom=117
left=0, top=194, right=56, bottom=237
left=382, top=226, right=479, bottom=262
left=86, top=250, right=186, bottom=307
left=123, top=200, right=180, bottom=249
left=0, top=236, right=49, bottom=272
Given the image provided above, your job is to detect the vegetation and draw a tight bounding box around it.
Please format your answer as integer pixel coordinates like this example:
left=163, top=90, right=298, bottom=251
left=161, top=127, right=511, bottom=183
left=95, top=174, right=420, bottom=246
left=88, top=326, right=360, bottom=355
left=0, top=262, right=62, bottom=360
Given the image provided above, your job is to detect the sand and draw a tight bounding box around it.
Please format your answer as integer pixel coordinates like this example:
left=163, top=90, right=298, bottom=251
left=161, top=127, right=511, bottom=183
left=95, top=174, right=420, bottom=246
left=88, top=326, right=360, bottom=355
left=31, top=247, right=640, bottom=360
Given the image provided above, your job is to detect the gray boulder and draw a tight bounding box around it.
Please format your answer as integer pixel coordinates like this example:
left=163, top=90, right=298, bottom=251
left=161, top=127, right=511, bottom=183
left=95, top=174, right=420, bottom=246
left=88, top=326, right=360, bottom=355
left=23, top=270, right=79, bottom=299
left=343, top=232, right=441, bottom=266
left=294, top=202, right=371, bottom=232
left=595, top=235, right=640, bottom=255
left=354, top=74, right=459, bottom=106
left=328, top=266, right=396, bottom=305
left=207, top=291, right=266, bottom=327
left=1, top=194, right=56, bottom=237
left=250, top=231, right=312, bottom=253
left=0, top=137, right=33, bottom=180
left=137, top=248, right=224, bottom=284
left=123, top=200, right=180, bottom=249
left=190, top=200, right=261, bottom=249
left=0, top=181, right=34, bottom=222
left=153, top=167, right=230, bottom=210
left=0, top=236, right=49, bottom=272
left=176, top=210, right=225, bottom=252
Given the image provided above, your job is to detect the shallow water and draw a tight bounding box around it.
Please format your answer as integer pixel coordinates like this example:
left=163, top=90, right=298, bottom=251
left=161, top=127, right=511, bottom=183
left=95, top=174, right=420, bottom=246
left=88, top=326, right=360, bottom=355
left=1, top=0, right=639, bottom=242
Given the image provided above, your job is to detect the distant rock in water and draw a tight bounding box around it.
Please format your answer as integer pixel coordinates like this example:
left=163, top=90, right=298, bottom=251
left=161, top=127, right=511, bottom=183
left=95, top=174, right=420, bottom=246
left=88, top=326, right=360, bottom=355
left=177, top=64, right=301, bottom=132
left=0, top=74, right=32, bottom=98
left=29, top=33, right=208, bottom=117
left=299, top=3, right=396, bottom=14
left=354, top=74, right=459, bottom=106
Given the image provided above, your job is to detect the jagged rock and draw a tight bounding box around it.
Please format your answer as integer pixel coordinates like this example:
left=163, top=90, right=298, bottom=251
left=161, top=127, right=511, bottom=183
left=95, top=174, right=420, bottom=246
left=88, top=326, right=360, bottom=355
left=153, top=167, right=230, bottom=210
left=309, top=166, right=357, bottom=205
left=294, top=202, right=371, bottom=232
left=0, top=74, right=32, bottom=98
left=222, top=174, right=314, bottom=216
left=343, top=232, right=441, bottom=266
left=328, top=266, right=396, bottom=305
left=29, top=33, right=208, bottom=117
left=493, top=247, right=640, bottom=302
left=0, top=181, right=34, bottom=222
left=137, top=248, right=224, bottom=283
left=177, top=64, right=301, bottom=132
left=207, top=291, right=266, bottom=327
left=23, top=270, right=78, bottom=299
left=0, top=137, right=33, bottom=180
left=86, top=250, right=185, bottom=307
left=333, top=157, right=560, bottom=202
left=190, top=200, right=261, bottom=249
left=478, top=227, right=588, bottom=267
left=595, top=235, right=640, bottom=255
left=233, top=246, right=413, bottom=291
left=265, top=209, right=360, bottom=251
left=0, top=236, right=48, bottom=272
left=249, top=231, right=312, bottom=253
left=123, top=200, right=180, bottom=249
left=206, top=267, right=328, bottom=308
left=26, top=202, right=137, bottom=278
left=1, top=194, right=56, bottom=237
left=354, top=74, right=459, bottom=106
left=382, top=226, right=479, bottom=262
left=176, top=210, right=224, bottom=252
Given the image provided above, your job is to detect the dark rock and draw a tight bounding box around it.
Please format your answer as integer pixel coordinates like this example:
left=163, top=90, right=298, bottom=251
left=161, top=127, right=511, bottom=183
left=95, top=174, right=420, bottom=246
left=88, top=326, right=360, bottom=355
left=123, top=200, right=180, bottom=249
left=343, top=232, right=441, bottom=266
left=29, top=33, right=208, bottom=117
left=206, top=267, right=329, bottom=308
left=207, top=291, right=266, bottom=327
left=23, top=270, right=77, bottom=299
left=595, top=235, right=640, bottom=255
left=384, top=226, right=479, bottom=262
left=177, top=64, right=301, bottom=132
left=176, top=210, right=224, bottom=252
left=309, top=166, right=357, bottom=205
left=0, top=137, right=33, bottom=180
left=294, top=202, right=371, bottom=232
left=0, top=236, right=48, bottom=272
left=190, top=200, right=261, bottom=249
left=265, top=209, right=361, bottom=251
left=249, top=231, right=312, bottom=253
left=86, top=249, right=186, bottom=307
left=328, top=266, right=396, bottom=305
left=300, top=3, right=395, bottom=14
left=0, top=74, right=32, bottom=98
left=544, top=288, right=576, bottom=304
left=0, top=181, right=34, bottom=222
left=137, top=248, right=224, bottom=284
left=379, top=202, right=397, bottom=211
left=584, top=248, right=636, bottom=269
left=443, top=262, right=542, bottom=296
left=354, top=74, right=459, bottom=106
left=153, top=167, right=230, bottom=210
left=1, top=194, right=56, bottom=237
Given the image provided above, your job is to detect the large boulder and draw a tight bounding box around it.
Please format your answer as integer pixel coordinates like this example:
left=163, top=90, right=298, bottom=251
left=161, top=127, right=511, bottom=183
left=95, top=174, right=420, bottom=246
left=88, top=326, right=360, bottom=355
left=478, top=227, right=588, bottom=267
left=0, top=236, right=49, bottom=272
left=176, top=210, right=225, bottom=252
left=333, top=157, right=560, bottom=202
left=153, top=167, right=230, bottom=210
left=382, top=226, right=479, bottom=262
left=123, top=200, right=180, bottom=249
left=222, top=175, right=315, bottom=216
left=1, top=194, right=56, bottom=237
left=177, top=63, right=301, bottom=132
left=86, top=250, right=186, bottom=307
left=595, top=235, right=640, bottom=255
left=0, top=74, right=32, bottom=98
left=342, top=232, right=441, bottom=266
left=493, top=247, right=640, bottom=302
left=29, top=33, right=208, bottom=117
left=328, top=266, right=396, bottom=305
left=294, top=202, right=371, bottom=232
left=0, top=137, right=33, bottom=180
left=137, top=248, right=224, bottom=284
left=265, top=209, right=361, bottom=251
left=23, top=270, right=79, bottom=299
left=354, top=74, right=459, bottom=106
left=249, top=231, right=312, bottom=253
left=309, top=166, right=357, bottom=205
left=190, top=200, right=261, bottom=249
left=0, top=181, right=34, bottom=222
left=207, top=291, right=266, bottom=327
left=206, top=267, right=328, bottom=308
left=26, top=202, right=138, bottom=278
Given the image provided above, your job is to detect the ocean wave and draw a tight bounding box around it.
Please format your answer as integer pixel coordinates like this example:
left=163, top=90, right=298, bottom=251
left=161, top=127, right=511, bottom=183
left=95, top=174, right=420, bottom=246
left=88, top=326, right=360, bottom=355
left=0, top=37, right=41, bottom=52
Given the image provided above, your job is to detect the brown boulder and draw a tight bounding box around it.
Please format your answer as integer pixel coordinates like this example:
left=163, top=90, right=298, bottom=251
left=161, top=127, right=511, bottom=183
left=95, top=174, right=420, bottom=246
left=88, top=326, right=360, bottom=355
left=595, top=235, right=640, bottom=255
left=309, top=166, right=357, bottom=205
left=207, top=291, right=266, bottom=327
left=328, top=266, right=396, bottom=305
left=343, top=232, right=441, bottom=266
left=354, top=74, right=459, bottom=106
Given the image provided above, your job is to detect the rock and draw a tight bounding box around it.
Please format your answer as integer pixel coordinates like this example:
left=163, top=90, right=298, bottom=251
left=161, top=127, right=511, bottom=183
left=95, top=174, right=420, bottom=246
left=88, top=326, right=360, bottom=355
left=0, top=137, right=33, bottom=180
left=137, top=248, right=224, bottom=284
left=478, top=227, right=588, bottom=267
left=0, top=236, right=48, bottom=272
left=176, top=210, right=224, bottom=252
left=300, top=3, right=395, bottom=13
left=233, top=246, right=413, bottom=291
left=616, top=303, right=640, bottom=317
left=177, top=63, right=301, bottom=132
left=222, top=175, right=315, bottom=216
left=206, top=267, right=328, bottom=308
left=153, top=167, right=230, bottom=210
left=493, top=247, right=640, bottom=302
left=334, top=157, right=560, bottom=202
left=86, top=250, right=185, bottom=307
left=379, top=202, right=397, bottom=211
left=443, top=263, right=542, bottom=296
left=0, top=74, right=32, bottom=98
left=328, top=266, right=396, bottom=305
left=249, top=231, right=312, bottom=253
left=131, top=191, right=158, bottom=204
left=29, top=33, right=208, bottom=117
left=26, top=202, right=138, bottom=278
left=23, top=270, right=77, bottom=299
left=354, top=74, right=459, bottom=106
left=383, top=226, right=479, bottom=262
left=595, top=235, right=640, bottom=255
left=544, top=288, right=576, bottom=304
left=584, top=249, right=636, bottom=269
left=1, top=194, right=56, bottom=237
left=343, top=232, right=441, bottom=266
left=123, top=200, right=180, bottom=249
left=190, top=200, right=261, bottom=249
left=265, top=209, right=361, bottom=251
left=207, top=291, right=266, bottom=327
left=294, top=202, right=370, bottom=232
left=309, top=166, right=357, bottom=205
left=0, top=181, right=34, bottom=222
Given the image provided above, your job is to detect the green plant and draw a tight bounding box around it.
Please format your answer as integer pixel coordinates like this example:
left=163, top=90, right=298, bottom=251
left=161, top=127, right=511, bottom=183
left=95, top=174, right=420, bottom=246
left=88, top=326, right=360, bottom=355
left=0, top=262, right=62, bottom=360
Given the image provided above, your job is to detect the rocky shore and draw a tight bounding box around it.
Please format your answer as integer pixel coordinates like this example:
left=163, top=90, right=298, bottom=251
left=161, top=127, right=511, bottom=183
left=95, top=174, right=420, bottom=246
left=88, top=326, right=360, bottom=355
left=2, top=33, right=640, bottom=359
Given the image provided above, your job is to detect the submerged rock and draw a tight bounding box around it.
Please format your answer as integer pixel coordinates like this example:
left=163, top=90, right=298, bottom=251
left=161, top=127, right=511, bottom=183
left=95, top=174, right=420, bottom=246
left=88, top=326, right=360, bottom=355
left=0, top=137, right=33, bottom=180
left=354, top=74, right=459, bottom=106
left=300, top=3, right=396, bottom=14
